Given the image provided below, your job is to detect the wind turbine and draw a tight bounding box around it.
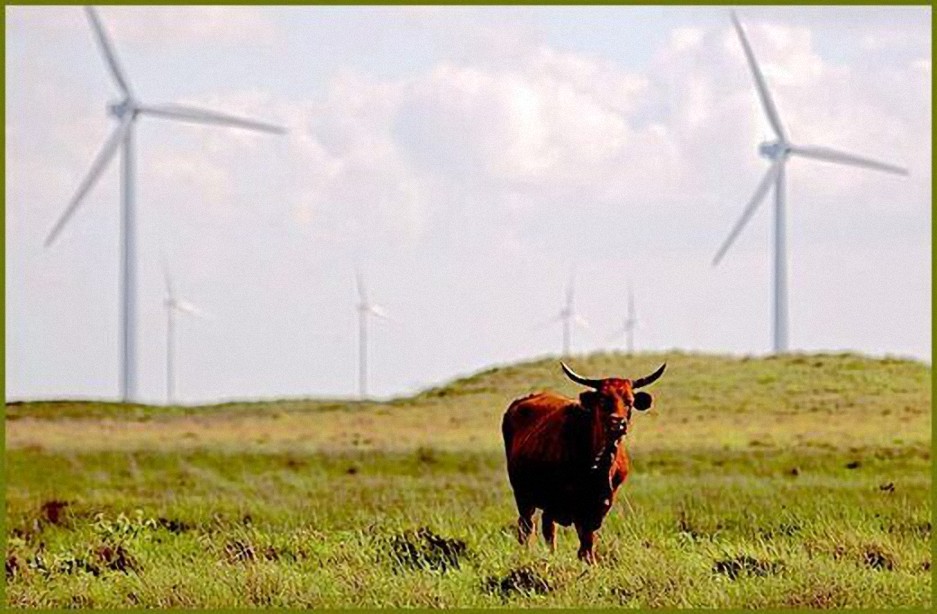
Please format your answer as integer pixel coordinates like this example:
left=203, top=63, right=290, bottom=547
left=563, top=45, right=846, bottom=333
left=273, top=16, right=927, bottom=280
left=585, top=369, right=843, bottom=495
left=44, top=6, right=285, bottom=402
left=163, top=265, right=206, bottom=405
left=713, top=11, right=908, bottom=353
left=608, top=285, right=638, bottom=354
left=355, top=271, right=390, bottom=399
left=533, top=271, right=589, bottom=356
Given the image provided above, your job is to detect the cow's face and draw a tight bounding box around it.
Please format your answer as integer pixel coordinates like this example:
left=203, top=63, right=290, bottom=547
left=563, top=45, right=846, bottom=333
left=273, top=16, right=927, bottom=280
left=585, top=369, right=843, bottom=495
left=561, top=361, right=665, bottom=441
left=581, top=379, right=653, bottom=440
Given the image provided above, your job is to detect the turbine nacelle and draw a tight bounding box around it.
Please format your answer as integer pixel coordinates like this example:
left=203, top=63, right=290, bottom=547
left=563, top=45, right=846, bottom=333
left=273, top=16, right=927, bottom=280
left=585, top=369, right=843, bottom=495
left=758, top=140, right=789, bottom=161
left=107, top=98, right=136, bottom=119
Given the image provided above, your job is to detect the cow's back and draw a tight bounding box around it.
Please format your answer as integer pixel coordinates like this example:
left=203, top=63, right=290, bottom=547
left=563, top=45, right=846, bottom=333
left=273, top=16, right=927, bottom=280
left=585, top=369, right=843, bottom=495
left=502, top=392, right=591, bottom=522
left=502, top=392, right=577, bottom=458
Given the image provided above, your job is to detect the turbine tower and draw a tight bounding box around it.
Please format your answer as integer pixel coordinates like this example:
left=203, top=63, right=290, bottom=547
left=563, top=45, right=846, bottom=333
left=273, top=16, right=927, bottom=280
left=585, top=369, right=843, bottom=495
left=608, top=285, right=638, bottom=354
left=534, top=271, right=589, bottom=356
left=44, top=6, right=285, bottom=402
left=355, top=271, right=390, bottom=399
left=713, top=11, right=908, bottom=353
left=163, top=265, right=205, bottom=405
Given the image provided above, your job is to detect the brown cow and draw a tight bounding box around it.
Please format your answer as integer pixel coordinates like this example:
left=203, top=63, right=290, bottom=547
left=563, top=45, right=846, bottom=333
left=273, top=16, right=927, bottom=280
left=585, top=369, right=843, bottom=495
left=501, top=361, right=666, bottom=563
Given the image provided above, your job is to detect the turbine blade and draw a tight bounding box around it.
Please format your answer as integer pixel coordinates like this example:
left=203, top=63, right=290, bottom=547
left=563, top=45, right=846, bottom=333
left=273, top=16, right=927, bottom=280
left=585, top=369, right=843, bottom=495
left=789, top=144, right=908, bottom=176
left=137, top=103, right=286, bottom=134
left=731, top=11, right=787, bottom=141
left=369, top=305, right=391, bottom=320
left=573, top=314, right=591, bottom=330
left=174, top=299, right=207, bottom=319
left=85, top=6, right=133, bottom=97
left=712, top=160, right=783, bottom=266
left=45, top=114, right=133, bottom=247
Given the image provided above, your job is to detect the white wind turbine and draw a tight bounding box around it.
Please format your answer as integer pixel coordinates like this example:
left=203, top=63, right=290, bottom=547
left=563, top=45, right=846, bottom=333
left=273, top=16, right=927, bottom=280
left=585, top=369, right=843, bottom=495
left=713, top=11, right=908, bottom=353
left=44, top=6, right=285, bottom=402
left=355, top=271, right=390, bottom=399
left=162, top=265, right=206, bottom=405
left=607, top=285, right=638, bottom=354
left=533, top=271, right=590, bottom=356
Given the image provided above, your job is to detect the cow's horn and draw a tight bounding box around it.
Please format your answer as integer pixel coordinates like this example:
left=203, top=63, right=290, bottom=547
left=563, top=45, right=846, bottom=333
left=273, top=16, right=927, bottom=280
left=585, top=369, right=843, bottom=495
left=560, top=362, right=603, bottom=389
left=633, top=363, right=667, bottom=389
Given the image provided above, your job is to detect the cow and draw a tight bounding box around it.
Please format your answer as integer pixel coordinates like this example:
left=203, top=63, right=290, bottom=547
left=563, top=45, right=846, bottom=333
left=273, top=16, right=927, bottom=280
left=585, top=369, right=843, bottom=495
left=501, top=361, right=666, bottom=563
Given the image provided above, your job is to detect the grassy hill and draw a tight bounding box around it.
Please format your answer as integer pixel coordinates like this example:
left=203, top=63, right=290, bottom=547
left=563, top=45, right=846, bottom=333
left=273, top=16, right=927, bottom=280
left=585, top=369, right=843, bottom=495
left=5, top=352, right=932, bottom=608
left=7, top=351, right=930, bottom=453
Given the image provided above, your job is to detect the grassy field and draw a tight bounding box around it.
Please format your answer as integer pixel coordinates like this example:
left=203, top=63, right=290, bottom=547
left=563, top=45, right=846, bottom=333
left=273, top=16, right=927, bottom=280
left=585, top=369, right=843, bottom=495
left=4, top=352, right=932, bottom=608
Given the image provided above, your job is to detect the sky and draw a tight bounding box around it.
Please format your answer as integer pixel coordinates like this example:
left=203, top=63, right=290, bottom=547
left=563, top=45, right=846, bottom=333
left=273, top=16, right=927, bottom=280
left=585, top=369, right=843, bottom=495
left=5, top=5, right=932, bottom=404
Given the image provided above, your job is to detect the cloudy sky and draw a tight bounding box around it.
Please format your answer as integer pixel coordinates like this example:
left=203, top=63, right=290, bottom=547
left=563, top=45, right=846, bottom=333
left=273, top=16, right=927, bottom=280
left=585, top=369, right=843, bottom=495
left=6, top=5, right=931, bottom=403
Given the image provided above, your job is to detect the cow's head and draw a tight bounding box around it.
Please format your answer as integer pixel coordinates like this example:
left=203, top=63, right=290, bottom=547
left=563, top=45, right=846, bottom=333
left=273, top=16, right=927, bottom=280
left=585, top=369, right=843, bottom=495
left=560, top=361, right=666, bottom=443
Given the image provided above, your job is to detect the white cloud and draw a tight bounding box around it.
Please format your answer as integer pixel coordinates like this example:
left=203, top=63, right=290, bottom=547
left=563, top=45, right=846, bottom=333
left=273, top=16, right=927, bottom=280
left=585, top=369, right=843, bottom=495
left=268, top=15, right=929, bottom=261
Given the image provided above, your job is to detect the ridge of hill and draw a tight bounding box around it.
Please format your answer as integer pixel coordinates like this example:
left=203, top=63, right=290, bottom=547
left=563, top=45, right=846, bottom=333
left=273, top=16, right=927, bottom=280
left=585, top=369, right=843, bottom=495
left=6, top=352, right=930, bottom=455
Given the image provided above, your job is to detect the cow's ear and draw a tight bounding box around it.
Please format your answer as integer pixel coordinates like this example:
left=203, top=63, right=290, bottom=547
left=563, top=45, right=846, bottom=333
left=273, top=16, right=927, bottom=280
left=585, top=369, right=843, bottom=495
left=633, top=391, right=653, bottom=411
left=579, top=391, right=601, bottom=411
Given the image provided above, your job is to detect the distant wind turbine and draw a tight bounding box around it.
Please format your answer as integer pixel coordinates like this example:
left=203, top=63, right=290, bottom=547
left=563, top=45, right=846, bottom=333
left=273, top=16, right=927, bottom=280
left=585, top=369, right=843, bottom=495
left=532, top=271, right=589, bottom=356
left=44, top=6, right=285, bottom=402
left=713, top=11, right=908, bottom=353
left=163, top=265, right=206, bottom=405
left=608, top=285, right=638, bottom=354
left=356, top=271, right=390, bottom=399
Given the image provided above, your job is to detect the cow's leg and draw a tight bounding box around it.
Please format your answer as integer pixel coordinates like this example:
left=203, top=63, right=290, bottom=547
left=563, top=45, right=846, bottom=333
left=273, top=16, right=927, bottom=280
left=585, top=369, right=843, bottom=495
left=541, top=512, right=557, bottom=552
left=575, top=522, right=597, bottom=564
left=515, top=497, right=536, bottom=545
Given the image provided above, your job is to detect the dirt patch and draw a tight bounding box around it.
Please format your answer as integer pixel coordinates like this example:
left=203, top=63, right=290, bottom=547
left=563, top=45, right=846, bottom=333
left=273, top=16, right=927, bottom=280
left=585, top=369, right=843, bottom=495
left=713, top=555, right=784, bottom=580
left=484, top=566, right=552, bottom=599
left=94, top=544, right=139, bottom=573
left=415, top=447, right=438, bottom=465
left=283, top=457, right=306, bottom=470
left=40, top=500, right=70, bottom=525
left=862, top=545, right=895, bottom=571
left=387, top=527, right=468, bottom=572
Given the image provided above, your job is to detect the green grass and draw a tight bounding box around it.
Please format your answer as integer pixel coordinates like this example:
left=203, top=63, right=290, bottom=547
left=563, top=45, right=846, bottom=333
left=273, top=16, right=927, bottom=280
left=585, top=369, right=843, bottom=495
left=4, top=352, right=932, bottom=608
